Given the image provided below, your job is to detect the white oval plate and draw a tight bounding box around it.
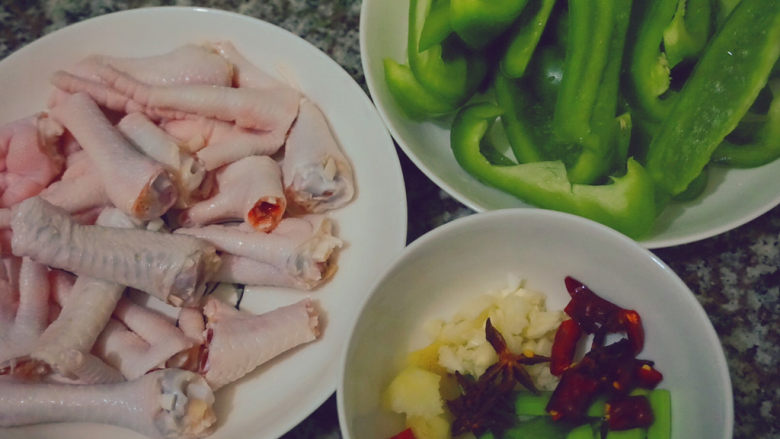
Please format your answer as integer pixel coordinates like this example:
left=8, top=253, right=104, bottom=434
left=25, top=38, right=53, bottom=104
left=0, top=7, right=407, bottom=439
left=359, top=0, right=780, bottom=249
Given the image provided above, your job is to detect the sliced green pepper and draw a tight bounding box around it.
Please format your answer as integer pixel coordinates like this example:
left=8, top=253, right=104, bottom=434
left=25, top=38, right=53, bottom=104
left=500, top=0, right=558, bottom=78
left=626, top=0, right=679, bottom=122
left=553, top=0, right=617, bottom=143
left=495, top=0, right=630, bottom=183
left=604, top=428, right=646, bottom=439
left=502, top=416, right=570, bottom=439
left=645, top=0, right=780, bottom=195
left=450, top=0, right=530, bottom=49
left=672, top=164, right=708, bottom=201
left=450, top=103, right=656, bottom=239
left=495, top=72, right=546, bottom=164
left=383, top=58, right=459, bottom=119
left=383, top=0, right=486, bottom=119
left=566, top=423, right=596, bottom=439
left=714, top=0, right=741, bottom=28
left=662, top=0, right=713, bottom=68
left=528, top=45, right=565, bottom=109
left=647, top=389, right=672, bottom=439
left=711, top=79, right=780, bottom=168
left=418, top=0, right=452, bottom=52
left=514, top=391, right=608, bottom=418
left=566, top=0, right=632, bottom=184
left=409, top=0, right=487, bottom=104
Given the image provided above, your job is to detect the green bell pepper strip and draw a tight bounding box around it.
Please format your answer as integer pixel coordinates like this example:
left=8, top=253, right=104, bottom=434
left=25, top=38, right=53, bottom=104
left=450, top=0, right=530, bottom=49
left=647, top=389, right=672, bottom=439
left=502, top=416, right=570, bottom=439
left=408, top=0, right=487, bottom=105
left=627, top=0, right=679, bottom=122
left=450, top=103, right=656, bottom=239
left=495, top=72, right=546, bottom=164
left=644, top=0, right=780, bottom=196
left=715, top=0, right=741, bottom=28
left=672, top=164, right=708, bottom=201
left=529, top=45, right=565, bottom=109
left=566, top=0, right=632, bottom=184
left=604, top=428, right=646, bottom=439
left=383, top=58, right=459, bottom=120
left=418, top=0, right=452, bottom=52
left=500, top=0, right=558, bottom=78
left=496, top=0, right=630, bottom=183
left=711, top=79, right=780, bottom=168
left=566, top=424, right=596, bottom=439
left=553, top=0, right=617, bottom=143
left=662, top=0, right=713, bottom=68
left=514, top=391, right=608, bottom=418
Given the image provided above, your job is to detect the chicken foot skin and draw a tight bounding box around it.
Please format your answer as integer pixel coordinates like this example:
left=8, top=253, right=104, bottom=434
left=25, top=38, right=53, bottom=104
left=118, top=112, right=206, bottom=208
left=50, top=93, right=178, bottom=220
left=283, top=99, right=355, bottom=213
left=72, top=44, right=233, bottom=87
left=0, top=368, right=216, bottom=439
left=177, top=215, right=341, bottom=289
left=199, top=297, right=319, bottom=389
left=0, top=257, right=50, bottom=368
left=93, top=297, right=197, bottom=380
left=29, top=208, right=142, bottom=382
left=51, top=63, right=301, bottom=134
left=180, top=155, right=286, bottom=232
left=11, top=197, right=221, bottom=306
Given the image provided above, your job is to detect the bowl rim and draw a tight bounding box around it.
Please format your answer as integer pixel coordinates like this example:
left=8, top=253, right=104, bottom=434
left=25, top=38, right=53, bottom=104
left=336, top=207, right=734, bottom=439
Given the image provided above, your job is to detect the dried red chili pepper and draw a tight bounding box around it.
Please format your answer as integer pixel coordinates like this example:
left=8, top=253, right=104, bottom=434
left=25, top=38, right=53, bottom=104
left=550, top=318, right=582, bottom=376
left=635, top=360, right=664, bottom=389
left=548, top=278, right=663, bottom=432
left=605, top=395, right=655, bottom=430
left=546, top=368, right=601, bottom=422
left=564, top=276, right=622, bottom=333
left=388, top=427, right=416, bottom=439
left=618, top=309, right=645, bottom=354
left=563, top=276, right=644, bottom=353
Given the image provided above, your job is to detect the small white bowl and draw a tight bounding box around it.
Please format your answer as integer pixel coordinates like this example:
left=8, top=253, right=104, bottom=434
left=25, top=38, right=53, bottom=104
left=359, top=0, right=780, bottom=249
left=337, top=209, right=733, bottom=439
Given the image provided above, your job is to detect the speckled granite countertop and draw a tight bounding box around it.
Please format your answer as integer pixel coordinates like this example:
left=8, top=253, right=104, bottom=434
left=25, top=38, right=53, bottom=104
left=0, top=1, right=777, bottom=438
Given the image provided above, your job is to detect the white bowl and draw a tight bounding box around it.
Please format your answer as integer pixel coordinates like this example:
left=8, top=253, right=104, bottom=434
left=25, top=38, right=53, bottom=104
left=359, top=0, right=780, bottom=249
left=337, top=209, right=733, bottom=439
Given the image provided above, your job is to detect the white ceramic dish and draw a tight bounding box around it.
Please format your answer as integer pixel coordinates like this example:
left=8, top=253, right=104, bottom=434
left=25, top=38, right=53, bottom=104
left=338, top=209, right=734, bottom=439
left=0, top=7, right=407, bottom=439
left=359, top=0, right=780, bottom=249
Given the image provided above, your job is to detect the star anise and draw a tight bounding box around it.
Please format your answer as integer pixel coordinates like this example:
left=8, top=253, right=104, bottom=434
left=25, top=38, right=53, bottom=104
left=480, top=318, right=551, bottom=394
left=447, top=372, right=516, bottom=436
left=446, top=318, right=551, bottom=436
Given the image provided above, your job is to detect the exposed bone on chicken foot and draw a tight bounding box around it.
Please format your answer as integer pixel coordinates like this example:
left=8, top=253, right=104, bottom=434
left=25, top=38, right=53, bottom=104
left=177, top=215, right=341, bottom=289
left=283, top=99, right=354, bottom=213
